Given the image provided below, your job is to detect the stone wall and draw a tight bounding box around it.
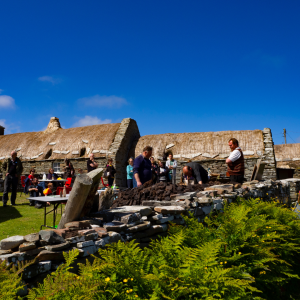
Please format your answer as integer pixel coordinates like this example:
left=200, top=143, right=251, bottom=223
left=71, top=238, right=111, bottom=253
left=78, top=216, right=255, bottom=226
left=175, top=158, right=259, bottom=183
left=274, top=143, right=300, bottom=179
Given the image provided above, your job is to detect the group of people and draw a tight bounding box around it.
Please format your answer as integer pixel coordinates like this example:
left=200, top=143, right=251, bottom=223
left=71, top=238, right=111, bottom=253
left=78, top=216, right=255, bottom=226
left=128, top=138, right=245, bottom=188
left=1, top=138, right=245, bottom=206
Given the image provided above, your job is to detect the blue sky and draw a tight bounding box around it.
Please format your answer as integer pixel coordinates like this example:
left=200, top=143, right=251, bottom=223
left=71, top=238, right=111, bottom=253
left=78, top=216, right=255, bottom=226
left=0, top=0, right=299, bottom=145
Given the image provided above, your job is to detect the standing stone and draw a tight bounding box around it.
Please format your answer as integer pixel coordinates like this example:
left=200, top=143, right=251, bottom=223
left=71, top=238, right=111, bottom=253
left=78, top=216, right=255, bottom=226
left=58, top=174, right=93, bottom=229
left=80, top=168, right=104, bottom=217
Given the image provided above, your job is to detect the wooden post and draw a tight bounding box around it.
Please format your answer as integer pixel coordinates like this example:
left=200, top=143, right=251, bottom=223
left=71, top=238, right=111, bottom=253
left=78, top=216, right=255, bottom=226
left=79, top=168, right=103, bottom=217
left=57, top=174, right=93, bottom=229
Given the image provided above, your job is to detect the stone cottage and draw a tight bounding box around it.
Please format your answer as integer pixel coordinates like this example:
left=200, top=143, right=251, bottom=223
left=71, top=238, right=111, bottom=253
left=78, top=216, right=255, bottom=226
left=131, top=128, right=277, bottom=182
left=0, top=117, right=278, bottom=186
left=0, top=117, right=140, bottom=187
left=274, top=143, right=300, bottom=178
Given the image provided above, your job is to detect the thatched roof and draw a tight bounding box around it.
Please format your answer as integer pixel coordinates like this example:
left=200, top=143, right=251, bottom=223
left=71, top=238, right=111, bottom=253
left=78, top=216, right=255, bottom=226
left=274, top=143, right=300, bottom=160
left=0, top=117, right=121, bottom=161
left=134, top=130, right=265, bottom=160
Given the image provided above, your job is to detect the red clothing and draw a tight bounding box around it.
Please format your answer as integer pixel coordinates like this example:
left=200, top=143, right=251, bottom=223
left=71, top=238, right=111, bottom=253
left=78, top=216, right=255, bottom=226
left=43, top=188, right=53, bottom=195
left=28, top=174, right=34, bottom=185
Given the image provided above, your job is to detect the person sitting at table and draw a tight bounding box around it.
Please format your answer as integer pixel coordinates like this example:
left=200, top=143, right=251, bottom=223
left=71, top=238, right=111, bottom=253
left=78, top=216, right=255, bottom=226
left=63, top=158, right=75, bottom=180
left=29, top=178, right=50, bottom=208
left=47, top=168, right=58, bottom=180
left=28, top=169, right=35, bottom=185
left=43, top=182, right=54, bottom=196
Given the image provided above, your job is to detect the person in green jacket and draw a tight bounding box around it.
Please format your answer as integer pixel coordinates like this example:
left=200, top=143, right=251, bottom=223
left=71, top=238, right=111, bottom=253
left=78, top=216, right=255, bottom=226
left=2, top=151, right=23, bottom=206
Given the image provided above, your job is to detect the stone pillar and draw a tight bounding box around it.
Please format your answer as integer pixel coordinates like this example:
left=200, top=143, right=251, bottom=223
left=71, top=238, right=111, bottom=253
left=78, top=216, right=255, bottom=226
left=261, top=128, right=277, bottom=180
left=108, top=118, right=140, bottom=187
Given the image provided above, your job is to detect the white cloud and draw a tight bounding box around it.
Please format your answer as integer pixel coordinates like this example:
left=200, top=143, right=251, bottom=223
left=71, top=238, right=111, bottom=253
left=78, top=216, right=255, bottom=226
left=0, top=95, right=16, bottom=109
left=73, top=116, right=112, bottom=127
left=78, top=95, right=128, bottom=108
left=0, top=119, right=20, bottom=134
left=38, top=76, right=62, bottom=85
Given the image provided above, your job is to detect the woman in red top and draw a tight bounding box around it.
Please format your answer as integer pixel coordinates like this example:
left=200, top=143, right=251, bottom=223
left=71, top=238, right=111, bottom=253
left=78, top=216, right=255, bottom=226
left=28, top=169, right=35, bottom=185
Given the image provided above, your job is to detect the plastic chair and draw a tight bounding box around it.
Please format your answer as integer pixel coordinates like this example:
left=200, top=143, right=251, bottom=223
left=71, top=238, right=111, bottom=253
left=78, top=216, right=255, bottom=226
left=65, top=178, right=72, bottom=187
left=56, top=186, right=72, bottom=195
left=20, top=175, right=26, bottom=196
left=101, top=177, right=109, bottom=187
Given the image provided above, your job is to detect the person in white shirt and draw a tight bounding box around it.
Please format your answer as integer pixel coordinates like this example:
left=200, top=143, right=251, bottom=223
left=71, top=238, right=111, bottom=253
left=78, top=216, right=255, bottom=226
left=166, top=153, right=177, bottom=184
left=226, top=138, right=245, bottom=183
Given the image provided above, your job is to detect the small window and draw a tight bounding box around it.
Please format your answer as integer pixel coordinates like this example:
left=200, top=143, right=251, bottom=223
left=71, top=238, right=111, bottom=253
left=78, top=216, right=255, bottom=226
left=45, top=149, right=52, bottom=159
left=80, top=148, right=86, bottom=157
left=53, top=162, right=61, bottom=173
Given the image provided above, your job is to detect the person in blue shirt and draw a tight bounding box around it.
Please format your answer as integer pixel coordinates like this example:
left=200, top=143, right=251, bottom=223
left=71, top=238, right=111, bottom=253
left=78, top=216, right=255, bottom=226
left=126, top=157, right=134, bottom=188
left=133, top=146, right=153, bottom=187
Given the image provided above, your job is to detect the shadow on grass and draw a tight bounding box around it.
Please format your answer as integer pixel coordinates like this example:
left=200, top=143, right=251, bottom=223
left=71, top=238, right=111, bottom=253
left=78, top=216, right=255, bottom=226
left=0, top=206, right=23, bottom=223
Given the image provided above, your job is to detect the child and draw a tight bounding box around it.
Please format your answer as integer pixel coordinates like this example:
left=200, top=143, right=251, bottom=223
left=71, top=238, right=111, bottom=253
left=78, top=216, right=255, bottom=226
left=43, top=183, right=53, bottom=196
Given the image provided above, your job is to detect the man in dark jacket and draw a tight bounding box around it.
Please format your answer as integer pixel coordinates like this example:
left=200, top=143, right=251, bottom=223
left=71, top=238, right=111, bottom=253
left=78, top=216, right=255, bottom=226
left=133, top=146, right=153, bottom=187
left=2, top=151, right=23, bottom=206
left=182, top=162, right=208, bottom=185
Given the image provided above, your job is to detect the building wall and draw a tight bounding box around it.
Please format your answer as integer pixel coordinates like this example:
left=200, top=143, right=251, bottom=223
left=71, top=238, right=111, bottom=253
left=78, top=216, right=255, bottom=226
left=274, top=143, right=300, bottom=179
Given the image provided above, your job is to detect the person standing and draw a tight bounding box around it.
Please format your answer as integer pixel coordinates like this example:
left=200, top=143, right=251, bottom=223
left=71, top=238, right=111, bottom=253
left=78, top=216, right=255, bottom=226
left=156, top=161, right=169, bottom=183
left=226, top=138, right=245, bottom=184
left=166, top=153, right=177, bottom=184
left=126, top=158, right=134, bottom=188
left=63, top=158, right=75, bottom=179
left=1, top=150, right=23, bottom=206
left=87, top=153, right=98, bottom=173
left=133, top=146, right=153, bottom=187
left=105, top=158, right=116, bottom=187
left=182, top=162, right=208, bottom=185
left=150, top=156, right=158, bottom=183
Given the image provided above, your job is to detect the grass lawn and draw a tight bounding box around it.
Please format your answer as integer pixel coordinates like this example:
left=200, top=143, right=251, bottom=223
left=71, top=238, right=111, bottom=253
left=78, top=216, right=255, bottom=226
left=0, top=192, right=63, bottom=240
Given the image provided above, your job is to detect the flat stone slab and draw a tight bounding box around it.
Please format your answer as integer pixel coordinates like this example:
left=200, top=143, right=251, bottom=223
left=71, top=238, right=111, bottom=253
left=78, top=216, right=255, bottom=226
left=76, top=245, right=97, bottom=257
left=64, top=221, right=91, bottom=229
left=114, top=212, right=141, bottom=224
left=202, top=206, right=212, bottom=215
left=77, top=240, right=95, bottom=248
left=126, top=221, right=151, bottom=233
left=66, top=235, right=85, bottom=244
left=39, top=230, right=65, bottom=245
left=155, top=215, right=174, bottom=224
left=85, top=233, right=99, bottom=241
left=104, top=222, right=127, bottom=232
left=154, top=206, right=185, bottom=215
left=170, top=192, right=197, bottom=200
left=196, top=196, right=212, bottom=204
left=23, top=261, right=52, bottom=279
left=78, top=229, right=97, bottom=236
left=0, top=252, right=25, bottom=264
left=104, top=206, right=152, bottom=216
left=142, top=200, right=186, bottom=207
left=0, top=249, right=12, bottom=255
left=205, top=185, right=234, bottom=193
left=93, top=227, right=108, bottom=237
left=36, top=250, right=65, bottom=261
left=24, top=233, right=39, bottom=243
left=0, top=235, right=25, bottom=250
left=23, top=247, right=45, bottom=257
left=95, top=232, right=122, bottom=248
left=19, top=242, right=36, bottom=252
left=45, top=242, right=70, bottom=251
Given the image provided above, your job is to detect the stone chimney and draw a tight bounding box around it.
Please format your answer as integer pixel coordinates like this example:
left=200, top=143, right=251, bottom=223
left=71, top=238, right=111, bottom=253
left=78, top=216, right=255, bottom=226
left=44, top=117, right=62, bottom=133
left=0, top=125, right=4, bottom=135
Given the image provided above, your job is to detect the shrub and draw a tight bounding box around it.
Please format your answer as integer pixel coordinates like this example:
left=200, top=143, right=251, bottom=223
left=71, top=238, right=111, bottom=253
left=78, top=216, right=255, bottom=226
left=3, top=198, right=300, bottom=299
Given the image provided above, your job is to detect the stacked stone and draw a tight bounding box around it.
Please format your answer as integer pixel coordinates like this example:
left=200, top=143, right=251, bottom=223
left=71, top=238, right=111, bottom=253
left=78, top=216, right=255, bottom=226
left=261, top=128, right=277, bottom=180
